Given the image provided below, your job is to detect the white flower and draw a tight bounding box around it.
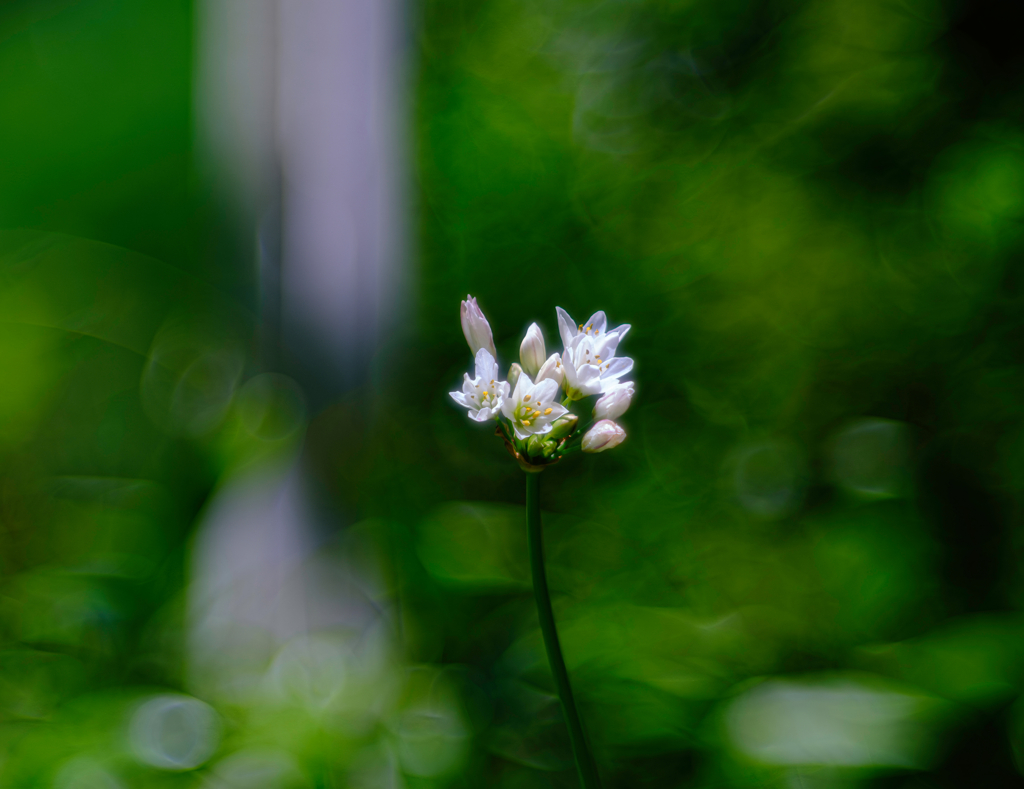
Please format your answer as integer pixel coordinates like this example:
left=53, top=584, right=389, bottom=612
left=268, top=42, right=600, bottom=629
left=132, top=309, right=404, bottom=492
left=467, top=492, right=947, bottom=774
left=555, top=307, right=630, bottom=353
left=555, top=307, right=633, bottom=399
left=501, top=373, right=569, bottom=440
left=581, top=420, right=626, bottom=453
left=535, top=352, right=564, bottom=388
left=461, top=295, right=497, bottom=359
left=519, top=323, right=547, bottom=378
left=593, top=382, right=634, bottom=421
left=450, top=349, right=509, bottom=422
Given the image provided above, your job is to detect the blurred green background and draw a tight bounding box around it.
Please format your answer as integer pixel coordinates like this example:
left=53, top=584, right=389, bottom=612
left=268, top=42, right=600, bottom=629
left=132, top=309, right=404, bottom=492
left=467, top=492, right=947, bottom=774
left=3, top=0, right=1024, bottom=786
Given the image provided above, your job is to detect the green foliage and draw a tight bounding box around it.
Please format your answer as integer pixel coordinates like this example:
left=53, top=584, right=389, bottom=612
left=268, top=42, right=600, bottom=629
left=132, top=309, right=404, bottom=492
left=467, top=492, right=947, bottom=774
left=2, top=0, right=1024, bottom=786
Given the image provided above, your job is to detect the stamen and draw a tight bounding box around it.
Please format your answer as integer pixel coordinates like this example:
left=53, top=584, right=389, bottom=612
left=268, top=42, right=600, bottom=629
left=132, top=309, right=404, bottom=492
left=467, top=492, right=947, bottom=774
left=579, top=324, right=583, bottom=330
left=482, top=391, right=488, bottom=397
left=524, top=395, right=531, bottom=401
left=522, top=420, right=531, bottom=426
left=544, top=408, right=553, bottom=415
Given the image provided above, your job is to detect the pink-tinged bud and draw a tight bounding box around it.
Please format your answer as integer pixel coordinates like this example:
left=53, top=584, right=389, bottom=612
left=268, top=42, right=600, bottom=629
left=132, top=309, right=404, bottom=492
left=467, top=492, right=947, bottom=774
left=593, top=383, right=634, bottom=421
left=535, top=352, right=564, bottom=388
left=582, top=420, right=626, bottom=453
left=520, top=323, right=547, bottom=377
left=461, top=295, right=497, bottom=359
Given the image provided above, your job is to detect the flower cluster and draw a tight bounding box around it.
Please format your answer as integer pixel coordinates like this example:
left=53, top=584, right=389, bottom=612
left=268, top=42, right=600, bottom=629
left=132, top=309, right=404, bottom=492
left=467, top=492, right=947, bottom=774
left=451, top=295, right=634, bottom=471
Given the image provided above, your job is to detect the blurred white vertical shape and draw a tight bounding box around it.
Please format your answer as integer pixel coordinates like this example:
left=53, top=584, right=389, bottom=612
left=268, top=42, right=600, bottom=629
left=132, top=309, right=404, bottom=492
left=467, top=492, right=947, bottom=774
left=194, top=0, right=278, bottom=221
left=276, top=0, right=407, bottom=385
left=195, top=0, right=408, bottom=386
left=190, top=0, right=407, bottom=699
left=187, top=459, right=384, bottom=701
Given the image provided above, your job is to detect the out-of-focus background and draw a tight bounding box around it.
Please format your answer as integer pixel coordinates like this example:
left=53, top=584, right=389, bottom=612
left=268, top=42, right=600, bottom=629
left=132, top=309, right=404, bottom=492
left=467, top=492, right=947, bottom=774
left=2, top=0, right=1024, bottom=786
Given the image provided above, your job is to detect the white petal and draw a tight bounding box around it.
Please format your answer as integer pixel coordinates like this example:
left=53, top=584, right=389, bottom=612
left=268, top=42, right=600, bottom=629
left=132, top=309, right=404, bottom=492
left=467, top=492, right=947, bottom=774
left=469, top=407, right=494, bottom=422
left=516, top=373, right=537, bottom=399
left=450, top=391, right=471, bottom=407
left=546, top=403, right=569, bottom=420
left=595, top=332, right=622, bottom=359
left=475, top=348, right=499, bottom=383
left=601, top=357, right=633, bottom=380
left=532, top=377, right=561, bottom=403
left=609, top=323, right=631, bottom=342
left=555, top=307, right=577, bottom=349
left=583, top=311, right=607, bottom=336
left=512, top=423, right=532, bottom=440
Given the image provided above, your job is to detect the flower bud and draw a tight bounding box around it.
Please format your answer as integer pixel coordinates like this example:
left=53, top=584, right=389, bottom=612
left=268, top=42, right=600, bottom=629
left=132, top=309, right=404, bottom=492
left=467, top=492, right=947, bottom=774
left=581, top=420, right=626, bottom=453
left=461, top=295, right=496, bottom=359
left=527, top=434, right=558, bottom=458
left=548, top=412, right=578, bottom=440
left=519, top=323, right=546, bottom=378
left=535, top=352, right=564, bottom=388
left=507, top=362, right=522, bottom=389
left=594, top=382, right=634, bottom=421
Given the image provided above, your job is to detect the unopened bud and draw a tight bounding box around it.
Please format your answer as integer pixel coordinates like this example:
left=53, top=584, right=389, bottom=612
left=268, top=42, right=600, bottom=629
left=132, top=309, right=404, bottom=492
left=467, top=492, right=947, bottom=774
left=594, top=382, right=634, bottom=421
left=520, top=323, right=546, bottom=378
left=582, top=420, right=626, bottom=453
left=507, top=362, right=522, bottom=389
left=548, top=412, right=578, bottom=440
left=536, top=352, right=564, bottom=388
left=527, top=434, right=558, bottom=458
left=461, top=295, right=496, bottom=359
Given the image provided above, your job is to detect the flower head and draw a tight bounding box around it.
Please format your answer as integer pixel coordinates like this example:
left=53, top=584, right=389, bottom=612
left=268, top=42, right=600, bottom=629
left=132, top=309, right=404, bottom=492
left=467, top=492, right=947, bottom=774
left=501, top=373, right=569, bottom=440
left=450, top=348, right=509, bottom=422
left=594, top=382, right=635, bottom=421
left=581, top=420, right=627, bottom=453
left=461, top=295, right=497, bottom=359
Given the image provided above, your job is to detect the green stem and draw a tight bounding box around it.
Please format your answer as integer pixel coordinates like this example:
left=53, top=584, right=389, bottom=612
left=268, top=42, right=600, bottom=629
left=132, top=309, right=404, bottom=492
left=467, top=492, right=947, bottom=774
left=526, top=473, right=603, bottom=789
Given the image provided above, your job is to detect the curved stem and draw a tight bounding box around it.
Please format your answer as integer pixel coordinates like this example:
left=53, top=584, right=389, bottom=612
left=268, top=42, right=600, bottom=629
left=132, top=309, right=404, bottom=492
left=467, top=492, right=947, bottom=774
left=526, top=472, right=603, bottom=789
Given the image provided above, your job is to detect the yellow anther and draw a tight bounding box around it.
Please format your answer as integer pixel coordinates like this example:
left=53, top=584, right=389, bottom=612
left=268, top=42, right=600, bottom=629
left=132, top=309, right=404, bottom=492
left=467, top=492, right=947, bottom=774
left=579, top=324, right=583, bottom=330
left=522, top=419, right=531, bottom=426
left=544, top=408, right=553, bottom=415
left=524, top=394, right=531, bottom=401
left=482, top=391, right=488, bottom=397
